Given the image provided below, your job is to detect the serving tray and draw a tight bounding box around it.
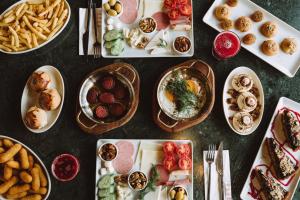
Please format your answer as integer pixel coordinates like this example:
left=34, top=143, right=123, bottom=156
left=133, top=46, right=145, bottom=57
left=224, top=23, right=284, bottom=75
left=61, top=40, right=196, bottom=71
left=240, top=97, right=300, bottom=200
left=152, top=59, right=215, bottom=133
left=203, top=0, right=300, bottom=77
left=95, top=139, right=193, bottom=200
left=76, top=63, right=140, bottom=135
left=101, top=0, right=194, bottom=57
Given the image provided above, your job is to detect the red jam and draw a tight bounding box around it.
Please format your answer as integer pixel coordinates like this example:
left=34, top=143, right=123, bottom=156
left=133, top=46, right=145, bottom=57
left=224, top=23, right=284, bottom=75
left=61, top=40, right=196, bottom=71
left=52, top=154, right=80, bottom=181
left=213, top=31, right=241, bottom=60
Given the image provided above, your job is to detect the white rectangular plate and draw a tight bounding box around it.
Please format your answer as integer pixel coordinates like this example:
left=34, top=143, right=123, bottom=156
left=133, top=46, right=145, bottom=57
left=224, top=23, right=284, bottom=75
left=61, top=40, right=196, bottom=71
left=101, top=0, right=194, bottom=58
left=240, top=97, right=300, bottom=200
left=203, top=0, right=300, bottom=77
left=95, top=139, right=194, bottom=200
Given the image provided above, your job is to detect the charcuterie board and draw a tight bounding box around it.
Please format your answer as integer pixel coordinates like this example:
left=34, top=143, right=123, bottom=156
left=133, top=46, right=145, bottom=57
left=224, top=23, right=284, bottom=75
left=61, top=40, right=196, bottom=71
left=95, top=139, right=193, bottom=200
left=101, top=0, right=194, bottom=57
left=240, top=97, right=300, bottom=200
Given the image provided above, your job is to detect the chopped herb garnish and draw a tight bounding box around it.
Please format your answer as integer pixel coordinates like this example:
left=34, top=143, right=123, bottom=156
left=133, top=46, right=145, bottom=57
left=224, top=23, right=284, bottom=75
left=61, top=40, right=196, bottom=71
left=139, top=164, right=160, bottom=200
left=157, top=39, right=167, bottom=48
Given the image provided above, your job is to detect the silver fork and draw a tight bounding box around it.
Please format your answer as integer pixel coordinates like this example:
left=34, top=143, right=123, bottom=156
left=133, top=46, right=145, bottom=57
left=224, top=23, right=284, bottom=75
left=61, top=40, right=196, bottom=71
left=206, top=144, right=216, bottom=200
left=92, top=3, right=101, bottom=58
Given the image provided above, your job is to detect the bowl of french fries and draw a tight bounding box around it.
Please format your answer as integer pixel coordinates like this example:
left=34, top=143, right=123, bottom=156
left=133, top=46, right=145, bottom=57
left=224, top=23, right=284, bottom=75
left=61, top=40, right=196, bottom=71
left=0, top=135, right=51, bottom=199
left=0, top=0, right=70, bottom=54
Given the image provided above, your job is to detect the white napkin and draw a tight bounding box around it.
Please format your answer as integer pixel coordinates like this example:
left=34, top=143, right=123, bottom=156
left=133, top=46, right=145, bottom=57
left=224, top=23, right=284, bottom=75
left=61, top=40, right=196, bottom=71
left=78, top=8, right=102, bottom=55
left=203, top=150, right=232, bottom=200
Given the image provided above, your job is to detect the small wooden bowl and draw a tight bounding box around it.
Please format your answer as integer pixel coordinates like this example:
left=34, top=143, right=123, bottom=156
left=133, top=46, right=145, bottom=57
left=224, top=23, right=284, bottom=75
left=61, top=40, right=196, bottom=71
left=153, top=59, right=215, bottom=133
left=76, top=63, right=140, bottom=135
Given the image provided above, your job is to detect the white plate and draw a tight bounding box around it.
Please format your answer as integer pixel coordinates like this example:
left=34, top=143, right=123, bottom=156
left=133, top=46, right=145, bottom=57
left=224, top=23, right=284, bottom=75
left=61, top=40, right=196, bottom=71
left=0, top=135, right=51, bottom=200
left=223, top=66, right=264, bottom=135
left=21, top=65, right=65, bottom=133
left=101, top=0, right=194, bottom=58
left=203, top=0, right=300, bottom=77
left=0, top=0, right=71, bottom=54
left=240, top=97, right=300, bottom=200
left=95, top=139, right=194, bottom=200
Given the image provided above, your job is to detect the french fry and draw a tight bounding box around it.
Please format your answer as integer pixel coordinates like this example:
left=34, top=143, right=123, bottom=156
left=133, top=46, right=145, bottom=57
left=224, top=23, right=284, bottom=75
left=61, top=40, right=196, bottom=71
left=27, top=15, right=47, bottom=24
left=33, top=164, right=47, bottom=187
left=0, top=147, right=5, bottom=153
left=4, top=166, right=12, bottom=180
left=10, top=36, right=15, bottom=46
left=38, top=0, right=61, bottom=17
left=51, top=17, right=58, bottom=30
left=38, top=24, right=50, bottom=33
left=8, top=26, right=19, bottom=48
left=57, top=0, right=65, bottom=17
left=20, top=194, right=42, bottom=200
left=19, top=148, right=30, bottom=169
left=48, top=8, right=53, bottom=19
left=3, top=10, right=13, bottom=18
left=32, top=33, right=38, bottom=47
left=16, top=3, right=26, bottom=16
left=20, top=37, right=32, bottom=49
left=8, top=184, right=30, bottom=195
left=6, top=191, right=27, bottom=199
left=0, top=144, right=22, bottom=163
left=22, top=16, right=47, bottom=40
left=16, top=4, right=29, bottom=20
left=0, top=176, right=18, bottom=194
left=25, top=10, right=36, bottom=16
left=6, top=160, right=20, bottom=169
left=0, top=36, right=9, bottom=42
left=57, top=9, right=67, bottom=25
left=0, top=44, right=12, bottom=52
left=3, top=15, right=15, bottom=24
left=20, top=171, right=33, bottom=183
left=47, top=21, right=62, bottom=39
left=30, top=168, right=40, bottom=192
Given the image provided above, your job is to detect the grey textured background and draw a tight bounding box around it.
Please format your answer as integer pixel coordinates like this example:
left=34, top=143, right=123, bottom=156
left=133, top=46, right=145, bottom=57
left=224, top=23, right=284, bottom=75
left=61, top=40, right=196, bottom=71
left=1, top=0, right=300, bottom=199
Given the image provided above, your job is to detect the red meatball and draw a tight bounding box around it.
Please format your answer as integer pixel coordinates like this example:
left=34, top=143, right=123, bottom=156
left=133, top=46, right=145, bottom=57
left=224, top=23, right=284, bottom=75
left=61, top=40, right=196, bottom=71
left=94, top=105, right=108, bottom=119
left=114, top=85, right=127, bottom=99
left=102, top=76, right=115, bottom=90
left=86, top=87, right=100, bottom=104
left=99, top=92, right=115, bottom=104
left=109, top=103, right=126, bottom=117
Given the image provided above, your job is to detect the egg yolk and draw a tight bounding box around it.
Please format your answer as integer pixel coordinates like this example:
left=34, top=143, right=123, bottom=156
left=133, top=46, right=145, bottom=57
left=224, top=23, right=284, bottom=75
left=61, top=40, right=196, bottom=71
left=165, top=90, right=175, bottom=102
left=186, top=80, right=200, bottom=94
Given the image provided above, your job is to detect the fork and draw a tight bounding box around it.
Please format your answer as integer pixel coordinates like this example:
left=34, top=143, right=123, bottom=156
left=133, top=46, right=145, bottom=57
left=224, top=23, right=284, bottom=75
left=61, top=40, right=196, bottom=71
left=206, top=144, right=216, bottom=200
left=92, top=3, right=101, bottom=58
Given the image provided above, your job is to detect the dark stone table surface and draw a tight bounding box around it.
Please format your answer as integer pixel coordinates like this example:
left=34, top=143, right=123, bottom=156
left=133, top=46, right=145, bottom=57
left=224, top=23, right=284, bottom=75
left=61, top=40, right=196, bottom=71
left=1, top=0, right=300, bottom=199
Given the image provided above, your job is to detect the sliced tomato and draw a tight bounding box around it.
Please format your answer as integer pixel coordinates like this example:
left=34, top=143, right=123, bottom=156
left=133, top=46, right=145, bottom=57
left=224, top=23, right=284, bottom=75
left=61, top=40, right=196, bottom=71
left=164, top=0, right=176, bottom=9
left=179, top=4, right=192, bottom=16
left=178, top=156, right=192, bottom=170
left=163, top=142, right=177, bottom=155
left=168, top=9, right=180, bottom=20
left=163, top=156, right=177, bottom=171
left=176, top=144, right=191, bottom=158
left=176, top=0, right=188, bottom=5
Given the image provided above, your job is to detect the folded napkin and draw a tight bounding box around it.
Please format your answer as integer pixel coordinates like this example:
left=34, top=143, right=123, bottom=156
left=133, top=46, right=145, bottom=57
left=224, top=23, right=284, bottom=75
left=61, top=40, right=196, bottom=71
left=78, top=8, right=102, bottom=55
left=203, top=150, right=232, bottom=200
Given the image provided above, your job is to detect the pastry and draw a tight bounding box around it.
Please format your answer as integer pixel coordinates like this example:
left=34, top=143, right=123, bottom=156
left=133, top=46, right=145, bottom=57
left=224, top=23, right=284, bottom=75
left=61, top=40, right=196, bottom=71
left=231, top=74, right=253, bottom=92
left=39, top=89, right=61, bottom=111
left=232, top=112, right=253, bottom=133
left=237, top=92, right=257, bottom=112
left=280, top=38, right=297, bottom=55
left=235, top=16, right=252, bottom=32
left=219, top=18, right=234, bottom=30
left=214, top=4, right=231, bottom=20
left=265, top=138, right=297, bottom=179
left=255, top=169, right=289, bottom=200
left=260, top=21, right=278, bottom=38
left=226, top=0, right=238, bottom=7
left=282, top=109, right=300, bottom=150
left=242, top=33, right=256, bottom=45
left=261, top=40, right=279, bottom=56
left=25, top=106, right=48, bottom=129
left=29, top=71, right=51, bottom=92
left=250, top=10, right=263, bottom=22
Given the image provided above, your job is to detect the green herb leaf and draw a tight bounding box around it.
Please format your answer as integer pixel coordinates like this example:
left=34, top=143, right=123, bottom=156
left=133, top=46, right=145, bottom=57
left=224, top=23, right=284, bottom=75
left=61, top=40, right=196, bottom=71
left=139, top=164, right=160, bottom=199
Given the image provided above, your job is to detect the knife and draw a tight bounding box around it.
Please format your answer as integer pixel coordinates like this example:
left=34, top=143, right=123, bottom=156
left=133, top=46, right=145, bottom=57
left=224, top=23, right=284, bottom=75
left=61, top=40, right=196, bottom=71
left=83, top=0, right=92, bottom=56
left=216, top=142, right=224, bottom=200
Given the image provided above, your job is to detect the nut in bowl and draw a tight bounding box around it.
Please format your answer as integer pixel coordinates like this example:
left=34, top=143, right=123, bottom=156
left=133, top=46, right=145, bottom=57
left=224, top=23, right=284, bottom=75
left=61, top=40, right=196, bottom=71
left=139, top=17, right=157, bottom=34
left=128, top=171, right=148, bottom=191
left=97, top=143, right=118, bottom=162
left=103, top=0, right=123, bottom=18
left=173, top=36, right=191, bottom=55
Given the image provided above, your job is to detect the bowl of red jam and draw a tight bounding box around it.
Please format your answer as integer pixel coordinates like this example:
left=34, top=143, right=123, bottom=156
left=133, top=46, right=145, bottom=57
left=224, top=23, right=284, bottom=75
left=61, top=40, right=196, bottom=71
left=51, top=154, right=80, bottom=182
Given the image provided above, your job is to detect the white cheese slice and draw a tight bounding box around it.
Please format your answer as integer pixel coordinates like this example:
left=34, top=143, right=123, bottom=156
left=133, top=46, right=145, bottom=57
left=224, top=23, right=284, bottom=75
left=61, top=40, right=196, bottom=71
left=168, top=170, right=191, bottom=181
left=144, top=185, right=162, bottom=200
left=140, top=149, right=164, bottom=175
left=145, top=30, right=168, bottom=50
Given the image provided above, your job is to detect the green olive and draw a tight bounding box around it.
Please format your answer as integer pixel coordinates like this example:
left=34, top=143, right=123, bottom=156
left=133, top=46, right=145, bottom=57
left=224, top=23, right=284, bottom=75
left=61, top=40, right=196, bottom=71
left=170, top=190, right=176, bottom=199
left=114, top=3, right=122, bottom=13
left=109, top=0, right=116, bottom=6
left=107, top=9, right=118, bottom=16
left=103, top=3, right=110, bottom=11
left=175, top=191, right=184, bottom=200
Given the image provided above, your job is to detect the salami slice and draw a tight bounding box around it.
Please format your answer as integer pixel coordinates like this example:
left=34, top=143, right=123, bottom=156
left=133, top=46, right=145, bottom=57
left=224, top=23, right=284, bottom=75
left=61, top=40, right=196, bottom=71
left=120, top=0, right=138, bottom=24
left=156, top=164, right=170, bottom=185
left=115, top=141, right=134, bottom=157
left=152, top=12, right=170, bottom=31
left=112, top=157, right=134, bottom=174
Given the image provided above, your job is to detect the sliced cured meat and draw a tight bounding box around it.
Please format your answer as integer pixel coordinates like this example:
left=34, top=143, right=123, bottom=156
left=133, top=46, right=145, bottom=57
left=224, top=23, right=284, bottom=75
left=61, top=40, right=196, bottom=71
left=155, top=164, right=170, bottom=185
left=120, top=0, right=138, bottom=24
left=115, top=141, right=135, bottom=156
left=112, top=157, right=134, bottom=174
left=152, top=12, right=170, bottom=31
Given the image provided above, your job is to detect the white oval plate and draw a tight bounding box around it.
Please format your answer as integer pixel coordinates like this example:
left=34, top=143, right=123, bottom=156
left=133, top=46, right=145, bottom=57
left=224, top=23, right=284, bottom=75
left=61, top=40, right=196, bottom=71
left=0, top=0, right=71, bottom=54
left=21, top=65, right=65, bottom=133
left=0, top=135, right=51, bottom=199
left=223, top=66, right=264, bottom=135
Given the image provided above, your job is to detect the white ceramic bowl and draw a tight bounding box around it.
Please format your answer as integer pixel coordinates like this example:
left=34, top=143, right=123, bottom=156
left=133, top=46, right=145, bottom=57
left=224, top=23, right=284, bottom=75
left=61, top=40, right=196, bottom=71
left=173, top=36, right=192, bottom=55
left=128, top=171, right=148, bottom=191
left=168, top=185, right=189, bottom=200
left=103, top=0, right=123, bottom=18
left=139, top=17, right=157, bottom=35
left=97, top=142, right=118, bottom=162
left=0, top=0, right=71, bottom=54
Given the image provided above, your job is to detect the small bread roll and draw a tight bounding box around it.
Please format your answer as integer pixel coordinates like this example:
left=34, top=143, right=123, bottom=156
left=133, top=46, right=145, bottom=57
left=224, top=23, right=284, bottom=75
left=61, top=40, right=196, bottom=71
left=260, top=21, right=278, bottom=38
left=25, top=107, right=48, bottom=130
left=280, top=38, right=297, bottom=55
left=39, top=88, right=61, bottom=111
left=29, top=71, right=51, bottom=92
left=219, top=18, right=233, bottom=30
left=250, top=10, right=263, bottom=22
left=226, top=0, right=238, bottom=7
left=242, top=33, right=256, bottom=45
left=261, top=40, right=279, bottom=56
left=235, top=16, right=252, bottom=32
left=214, top=4, right=230, bottom=20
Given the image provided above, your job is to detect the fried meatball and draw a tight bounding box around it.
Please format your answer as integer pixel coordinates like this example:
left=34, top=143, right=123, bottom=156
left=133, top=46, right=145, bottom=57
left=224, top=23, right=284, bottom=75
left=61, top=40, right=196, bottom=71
left=29, top=71, right=51, bottom=92
left=39, top=88, right=61, bottom=111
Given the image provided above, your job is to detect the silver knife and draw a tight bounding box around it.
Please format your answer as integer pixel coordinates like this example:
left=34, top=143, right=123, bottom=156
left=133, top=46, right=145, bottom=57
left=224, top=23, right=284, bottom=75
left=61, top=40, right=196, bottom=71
left=83, top=0, right=92, bottom=56
left=216, top=142, right=224, bottom=200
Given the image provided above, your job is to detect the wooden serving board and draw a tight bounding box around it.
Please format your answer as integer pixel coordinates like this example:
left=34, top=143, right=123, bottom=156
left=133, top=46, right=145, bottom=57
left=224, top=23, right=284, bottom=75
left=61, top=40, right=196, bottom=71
left=76, top=63, right=140, bottom=135
left=152, top=59, right=215, bottom=133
